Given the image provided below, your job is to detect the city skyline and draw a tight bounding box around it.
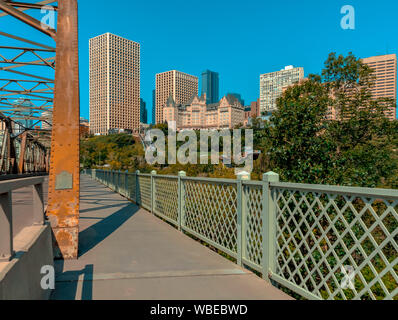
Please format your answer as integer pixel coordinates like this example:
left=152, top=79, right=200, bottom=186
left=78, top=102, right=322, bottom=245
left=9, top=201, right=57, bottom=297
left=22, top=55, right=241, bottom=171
left=69, top=0, right=398, bottom=121
left=86, top=28, right=397, bottom=131
left=3, top=1, right=395, bottom=123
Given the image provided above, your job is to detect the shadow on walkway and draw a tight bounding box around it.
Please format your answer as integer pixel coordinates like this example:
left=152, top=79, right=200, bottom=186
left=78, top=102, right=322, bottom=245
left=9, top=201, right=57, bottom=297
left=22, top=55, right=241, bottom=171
left=52, top=263, right=94, bottom=300
left=78, top=202, right=139, bottom=257
left=52, top=180, right=139, bottom=300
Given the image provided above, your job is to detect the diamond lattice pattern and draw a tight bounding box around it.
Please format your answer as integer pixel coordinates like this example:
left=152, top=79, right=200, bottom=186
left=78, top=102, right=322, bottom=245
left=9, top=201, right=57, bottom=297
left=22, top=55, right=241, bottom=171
left=137, top=176, right=151, bottom=210
left=243, top=184, right=264, bottom=268
left=274, top=188, right=398, bottom=300
left=183, top=180, right=238, bottom=253
left=154, top=177, right=178, bottom=223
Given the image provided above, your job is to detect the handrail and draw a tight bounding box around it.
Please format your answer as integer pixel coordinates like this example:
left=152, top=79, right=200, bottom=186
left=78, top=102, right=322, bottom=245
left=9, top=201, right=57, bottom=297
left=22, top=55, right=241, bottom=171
left=271, top=181, right=398, bottom=199
left=0, top=176, right=45, bottom=262
left=84, top=169, right=398, bottom=300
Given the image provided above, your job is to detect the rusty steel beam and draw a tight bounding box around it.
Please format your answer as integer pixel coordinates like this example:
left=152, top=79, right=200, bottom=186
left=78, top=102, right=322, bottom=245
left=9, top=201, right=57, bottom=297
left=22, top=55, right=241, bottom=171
left=0, top=1, right=57, bottom=18
left=18, top=131, right=27, bottom=174
left=0, top=68, right=53, bottom=81
left=0, top=45, right=55, bottom=52
left=0, top=114, right=48, bottom=174
left=0, top=0, right=56, bottom=39
left=46, top=0, right=80, bottom=260
left=6, top=1, right=58, bottom=10
left=0, top=31, right=55, bottom=50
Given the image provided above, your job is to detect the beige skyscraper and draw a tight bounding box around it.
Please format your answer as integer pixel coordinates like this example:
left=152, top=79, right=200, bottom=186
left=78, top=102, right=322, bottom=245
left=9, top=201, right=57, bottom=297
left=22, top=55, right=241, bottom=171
left=155, top=70, right=198, bottom=124
left=362, top=54, right=397, bottom=121
left=260, top=65, right=304, bottom=114
left=89, top=33, right=140, bottom=135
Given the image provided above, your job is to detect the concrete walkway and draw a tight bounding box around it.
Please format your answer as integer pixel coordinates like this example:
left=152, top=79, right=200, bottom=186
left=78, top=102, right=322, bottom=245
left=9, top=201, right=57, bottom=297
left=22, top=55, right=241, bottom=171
left=51, top=175, right=292, bottom=300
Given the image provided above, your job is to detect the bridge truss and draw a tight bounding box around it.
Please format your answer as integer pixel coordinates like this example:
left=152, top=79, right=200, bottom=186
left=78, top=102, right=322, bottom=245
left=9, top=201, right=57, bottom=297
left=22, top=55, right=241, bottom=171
left=0, top=0, right=80, bottom=259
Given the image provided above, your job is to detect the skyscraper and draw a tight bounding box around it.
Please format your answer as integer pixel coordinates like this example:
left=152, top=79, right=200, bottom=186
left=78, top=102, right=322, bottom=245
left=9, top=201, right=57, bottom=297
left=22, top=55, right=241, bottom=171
left=152, top=89, right=156, bottom=124
left=89, top=33, right=140, bottom=135
left=140, top=98, right=147, bottom=124
left=260, top=65, right=304, bottom=114
left=362, top=54, right=397, bottom=120
left=201, top=70, right=219, bottom=104
left=155, top=70, right=198, bottom=124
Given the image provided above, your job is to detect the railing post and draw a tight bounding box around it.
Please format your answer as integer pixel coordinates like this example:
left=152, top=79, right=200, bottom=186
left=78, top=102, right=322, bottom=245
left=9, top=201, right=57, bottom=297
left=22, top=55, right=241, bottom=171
left=178, top=171, right=186, bottom=231
left=262, top=171, right=279, bottom=281
left=151, top=170, right=157, bottom=214
left=117, top=170, right=121, bottom=193
left=0, top=192, right=13, bottom=262
left=135, top=170, right=140, bottom=205
left=32, top=182, right=44, bottom=225
left=124, top=170, right=129, bottom=199
left=236, top=171, right=250, bottom=267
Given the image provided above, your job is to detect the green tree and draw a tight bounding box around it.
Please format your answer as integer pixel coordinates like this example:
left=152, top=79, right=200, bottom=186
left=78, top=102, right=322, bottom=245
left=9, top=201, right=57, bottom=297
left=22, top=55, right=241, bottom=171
left=266, top=78, right=335, bottom=183
left=267, top=52, right=398, bottom=187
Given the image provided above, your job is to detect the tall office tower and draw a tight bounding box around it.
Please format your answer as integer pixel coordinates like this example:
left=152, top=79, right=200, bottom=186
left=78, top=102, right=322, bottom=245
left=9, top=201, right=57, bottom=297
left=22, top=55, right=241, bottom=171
left=155, top=70, right=198, bottom=124
left=362, top=54, right=397, bottom=120
left=89, top=33, right=140, bottom=135
left=152, top=89, right=156, bottom=124
left=140, top=98, right=147, bottom=123
left=260, top=65, right=304, bottom=113
left=201, top=70, right=219, bottom=104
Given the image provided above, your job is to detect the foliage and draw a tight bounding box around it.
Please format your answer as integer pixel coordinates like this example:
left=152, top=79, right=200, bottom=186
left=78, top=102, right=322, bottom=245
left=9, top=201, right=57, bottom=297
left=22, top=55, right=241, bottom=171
left=265, top=52, right=398, bottom=188
left=80, top=134, right=144, bottom=171
left=81, top=53, right=398, bottom=188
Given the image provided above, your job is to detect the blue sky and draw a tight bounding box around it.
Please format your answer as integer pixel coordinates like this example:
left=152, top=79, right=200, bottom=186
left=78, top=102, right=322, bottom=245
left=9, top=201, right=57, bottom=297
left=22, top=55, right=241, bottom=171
left=1, top=0, right=397, bottom=121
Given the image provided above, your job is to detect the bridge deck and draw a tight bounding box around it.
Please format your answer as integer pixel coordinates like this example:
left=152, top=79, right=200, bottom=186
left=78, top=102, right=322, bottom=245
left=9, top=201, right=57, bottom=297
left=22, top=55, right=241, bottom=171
left=51, top=175, right=291, bottom=300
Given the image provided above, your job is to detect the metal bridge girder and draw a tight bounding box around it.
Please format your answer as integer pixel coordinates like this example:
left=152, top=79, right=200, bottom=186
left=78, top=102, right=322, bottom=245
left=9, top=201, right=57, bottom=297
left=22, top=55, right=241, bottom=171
left=0, top=0, right=80, bottom=259
left=46, top=0, right=80, bottom=259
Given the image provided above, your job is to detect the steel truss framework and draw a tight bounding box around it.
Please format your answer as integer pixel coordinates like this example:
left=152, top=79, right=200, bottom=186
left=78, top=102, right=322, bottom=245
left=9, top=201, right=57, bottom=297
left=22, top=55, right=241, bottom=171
left=0, top=113, right=48, bottom=174
left=0, top=0, right=80, bottom=259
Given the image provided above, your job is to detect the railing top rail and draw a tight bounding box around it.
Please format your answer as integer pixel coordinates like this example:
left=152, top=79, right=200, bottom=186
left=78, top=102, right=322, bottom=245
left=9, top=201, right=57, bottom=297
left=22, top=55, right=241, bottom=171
left=242, top=180, right=263, bottom=186
left=152, top=174, right=178, bottom=180
left=181, top=176, right=237, bottom=184
left=271, top=181, right=398, bottom=199
left=0, top=176, right=44, bottom=194
left=137, top=173, right=152, bottom=177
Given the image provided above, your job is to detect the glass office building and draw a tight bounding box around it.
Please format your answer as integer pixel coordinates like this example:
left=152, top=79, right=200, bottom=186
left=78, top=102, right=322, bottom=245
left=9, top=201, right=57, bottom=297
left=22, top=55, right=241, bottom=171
left=201, top=70, right=219, bottom=104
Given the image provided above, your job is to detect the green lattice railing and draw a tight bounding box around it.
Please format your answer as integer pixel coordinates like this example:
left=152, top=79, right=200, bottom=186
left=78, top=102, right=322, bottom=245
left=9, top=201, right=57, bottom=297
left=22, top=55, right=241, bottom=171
left=85, top=169, right=398, bottom=300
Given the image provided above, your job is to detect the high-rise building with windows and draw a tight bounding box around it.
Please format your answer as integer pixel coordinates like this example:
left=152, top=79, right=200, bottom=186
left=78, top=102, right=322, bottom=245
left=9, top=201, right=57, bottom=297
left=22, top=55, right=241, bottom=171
left=362, top=54, right=397, bottom=120
left=260, top=65, right=304, bottom=114
left=152, top=89, right=156, bottom=124
left=89, top=33, right=140, bottom=135
left=155, top=70, right=198, bottom=124
left=201, top=70, right=219, bottom=104
left=140, top=98, right=147, bottom=124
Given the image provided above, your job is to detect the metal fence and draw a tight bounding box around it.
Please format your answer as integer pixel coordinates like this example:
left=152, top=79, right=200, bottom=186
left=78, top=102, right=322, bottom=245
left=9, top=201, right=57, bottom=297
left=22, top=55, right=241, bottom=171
left=85, top=169, right=398, bottom=300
